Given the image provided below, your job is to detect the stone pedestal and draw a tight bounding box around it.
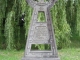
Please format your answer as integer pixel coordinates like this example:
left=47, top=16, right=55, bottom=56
left=22, top=57, right=60, bottom=60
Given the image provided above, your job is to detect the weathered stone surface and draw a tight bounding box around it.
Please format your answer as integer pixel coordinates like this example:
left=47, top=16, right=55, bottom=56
left=22, top=57, right=60, bottom=60
left=33, top=26, right=49, bottom=41
left=22, top=0, right=60, bottom=60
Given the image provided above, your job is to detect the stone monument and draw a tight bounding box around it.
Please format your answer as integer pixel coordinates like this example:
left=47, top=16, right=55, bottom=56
left=22, top=0, right=60, bottom=60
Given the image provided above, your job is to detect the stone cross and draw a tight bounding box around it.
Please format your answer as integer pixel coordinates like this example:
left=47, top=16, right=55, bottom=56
left=22, top=0, right=60, bottom=60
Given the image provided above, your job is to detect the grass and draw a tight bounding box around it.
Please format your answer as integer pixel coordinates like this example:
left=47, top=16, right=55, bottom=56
left=59, top=48, right=80, bottom=60
left=0, top=38, right=80, bottom=60
left=0, top=50, right=23, bottom=60
left=0, top=48, right=80, bottom=60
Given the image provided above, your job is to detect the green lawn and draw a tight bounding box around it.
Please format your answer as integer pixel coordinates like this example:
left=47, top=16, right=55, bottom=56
left=0, top=50, right=23, bottom=60
left=0, top=48, right=80, bottom=60
left=59, top=48, right=80, bottom=60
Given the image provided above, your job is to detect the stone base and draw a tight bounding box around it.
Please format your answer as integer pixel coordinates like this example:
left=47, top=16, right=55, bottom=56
left=22, top=57, right=60, bottom=60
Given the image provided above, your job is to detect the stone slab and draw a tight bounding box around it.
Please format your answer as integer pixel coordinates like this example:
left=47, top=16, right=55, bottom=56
left=22, top=57, right=60, bottom=60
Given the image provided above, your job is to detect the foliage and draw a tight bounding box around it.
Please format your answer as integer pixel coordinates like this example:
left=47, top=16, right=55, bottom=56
left=5, top=11, right=15, bottom=50
left=0, top=0, right=80, bottom=50
left=0, top=0, right=6, bottom=49
left=51, top=0, right=71, bottom=48
left=76, top=0, right=80, bottom=36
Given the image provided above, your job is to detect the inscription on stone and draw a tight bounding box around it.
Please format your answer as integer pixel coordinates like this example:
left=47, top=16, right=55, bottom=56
left=33, top=26, right=49, bottom=41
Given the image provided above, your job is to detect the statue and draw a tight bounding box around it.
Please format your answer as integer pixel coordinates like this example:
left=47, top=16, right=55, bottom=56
left=22, top=0, right=60, bottom=60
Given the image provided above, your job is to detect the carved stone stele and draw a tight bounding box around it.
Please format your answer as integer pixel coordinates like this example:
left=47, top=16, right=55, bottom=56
left=22, top=0, right=60, bottom=60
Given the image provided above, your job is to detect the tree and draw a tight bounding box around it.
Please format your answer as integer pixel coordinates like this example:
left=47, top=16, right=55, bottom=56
left=76, top=0, right=80, bottom=37
left=5, top=11, right=15, bottom=50
left=51, top=0, right=71, bottom=48
left=0, top=0, right=6, bottom=49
